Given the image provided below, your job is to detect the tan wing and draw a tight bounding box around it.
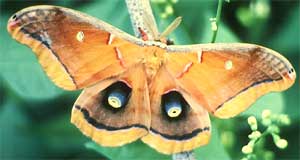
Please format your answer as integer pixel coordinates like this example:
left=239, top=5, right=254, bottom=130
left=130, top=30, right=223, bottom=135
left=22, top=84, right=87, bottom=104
left=141, top=66, right=211, bottom=154
left=71, top=64, right=151, bottom=146
left=164, top=43, right=296, bottom=118
left=7, top=5, right=150, bottom=90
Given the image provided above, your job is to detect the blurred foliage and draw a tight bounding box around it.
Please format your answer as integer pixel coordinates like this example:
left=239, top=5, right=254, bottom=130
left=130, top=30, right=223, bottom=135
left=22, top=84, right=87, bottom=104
left=0, top=0, right=299, bottom=159
left=241, top=110, right=291, bottom=160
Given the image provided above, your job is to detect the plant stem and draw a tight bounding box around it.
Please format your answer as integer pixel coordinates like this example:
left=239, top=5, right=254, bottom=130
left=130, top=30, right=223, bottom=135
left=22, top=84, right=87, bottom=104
left=125, top=0, right=159, bottom=40
left=211, top=0, right=224, bottom=43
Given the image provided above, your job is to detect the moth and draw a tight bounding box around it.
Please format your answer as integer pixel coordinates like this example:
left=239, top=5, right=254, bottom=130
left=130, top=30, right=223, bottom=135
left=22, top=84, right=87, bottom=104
left=7, top=5, right=296, bottom=154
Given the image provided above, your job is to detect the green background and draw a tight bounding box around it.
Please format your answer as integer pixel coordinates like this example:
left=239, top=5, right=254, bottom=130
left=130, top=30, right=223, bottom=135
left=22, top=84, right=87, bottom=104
left=0, top=0, right=299, bottom=159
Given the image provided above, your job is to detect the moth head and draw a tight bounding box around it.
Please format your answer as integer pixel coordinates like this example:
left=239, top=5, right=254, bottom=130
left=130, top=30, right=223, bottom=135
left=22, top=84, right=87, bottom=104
left=156, top=38, right=174, bottom=45
left=142, top=15, right=181, bottom=45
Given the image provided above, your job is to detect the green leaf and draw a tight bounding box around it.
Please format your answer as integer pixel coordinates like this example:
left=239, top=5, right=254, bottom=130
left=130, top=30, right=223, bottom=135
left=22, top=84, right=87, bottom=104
left=35, top=113, right=92, bottom=153
left=85, top=140, right=170, bottom=160
left=240, top=93, right=284, bottom=117
left=194, top=123, right=232, bottom=160
left=0, top=97, right=43, bottom=158
left=79, top=1, right=132, bottom=34
left=215, top=22, right=240, bottom=42
left=267, top=4, right=299, bottom=55
left=0, top=14, right=64, bottom=100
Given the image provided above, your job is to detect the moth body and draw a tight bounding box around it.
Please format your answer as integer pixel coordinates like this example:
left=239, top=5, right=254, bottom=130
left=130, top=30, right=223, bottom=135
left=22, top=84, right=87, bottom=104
left=142, top=47, right=166, bottom=83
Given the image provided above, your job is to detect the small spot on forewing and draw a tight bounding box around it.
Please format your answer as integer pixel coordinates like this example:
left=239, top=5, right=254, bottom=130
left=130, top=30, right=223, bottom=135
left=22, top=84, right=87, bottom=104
left=225, top=60, right=233, bottom=70
left=76, top=31, right=84, bottom=42
left=287, top=68, right=296, bottom=80
left=12, top=14, right=17, bottom=21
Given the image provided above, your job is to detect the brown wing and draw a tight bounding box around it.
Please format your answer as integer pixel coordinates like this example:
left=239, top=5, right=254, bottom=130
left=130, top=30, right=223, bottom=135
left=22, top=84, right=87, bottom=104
left=165, top=43, right=296, bottom=118
left=71, top=64, right=151, bottom=146
left=7, top=5, right=149, bottom=90
left=141, top=66, right=211, bottom=154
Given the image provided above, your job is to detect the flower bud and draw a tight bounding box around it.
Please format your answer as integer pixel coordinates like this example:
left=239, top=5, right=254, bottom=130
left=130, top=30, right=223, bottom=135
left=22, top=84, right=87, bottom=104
left=165, top=5, right=174, bottom=15
left=275, top=139, right=288, bottom=149
left=211, top=21, right=218, bottom=31
left=248, top=116, right=257, bottom=125
left=278, top=114, right=291, bottom=125
left=242, top=145, right=253, bottom=154
left=248, top=116, right=257, bottom=130
left=262, top=109, right=271, bottom=119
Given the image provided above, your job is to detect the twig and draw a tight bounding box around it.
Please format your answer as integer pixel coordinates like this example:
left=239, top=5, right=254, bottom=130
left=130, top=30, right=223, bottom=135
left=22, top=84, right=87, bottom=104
left=125, top=0, right=196, bottom=160
left=210, top=0, right=224, bottom=43
left=125, top=0, right=159, bottom=40
left=172, top=151, right=196, bottom=160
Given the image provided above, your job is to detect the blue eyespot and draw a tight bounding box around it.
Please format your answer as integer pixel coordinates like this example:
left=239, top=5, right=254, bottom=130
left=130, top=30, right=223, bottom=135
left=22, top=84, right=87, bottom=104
left=161, top=91, right=188, bottom=119
left=108, top=90, right=126, bottom=108
left=101, top=81, right=131, bottom=110
left=164, top=99, right=182, bottom=117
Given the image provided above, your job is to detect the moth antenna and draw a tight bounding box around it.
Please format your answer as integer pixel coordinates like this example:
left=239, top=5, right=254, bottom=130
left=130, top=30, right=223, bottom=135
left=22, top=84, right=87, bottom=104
left=142, top=11, right=160, bottom=40
left=159, top=17, right=182, bottom=40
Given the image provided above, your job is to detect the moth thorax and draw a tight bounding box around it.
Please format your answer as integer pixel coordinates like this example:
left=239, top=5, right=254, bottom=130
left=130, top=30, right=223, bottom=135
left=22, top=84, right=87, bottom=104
left=145, top=55, right=164, bottom=82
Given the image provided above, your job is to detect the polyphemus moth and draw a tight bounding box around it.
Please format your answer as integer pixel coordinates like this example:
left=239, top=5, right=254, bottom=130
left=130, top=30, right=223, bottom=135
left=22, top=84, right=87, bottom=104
left=7, top=5, right=296, bottom=154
